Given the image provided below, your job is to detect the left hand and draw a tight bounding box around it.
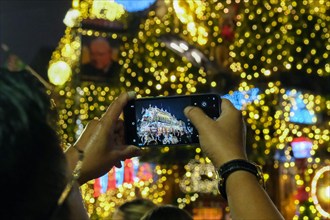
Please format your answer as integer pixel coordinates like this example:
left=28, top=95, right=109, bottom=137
left=66, top=91, right=142, bottom=184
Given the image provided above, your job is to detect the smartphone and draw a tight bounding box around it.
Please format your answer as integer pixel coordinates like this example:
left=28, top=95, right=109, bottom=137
left=123, top=94, right=221, bottom=147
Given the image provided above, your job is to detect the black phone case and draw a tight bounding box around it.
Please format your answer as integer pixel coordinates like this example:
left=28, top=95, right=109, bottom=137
left=124, top=94, right=221, bottom=147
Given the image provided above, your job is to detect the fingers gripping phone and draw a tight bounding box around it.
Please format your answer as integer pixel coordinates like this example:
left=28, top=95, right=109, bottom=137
left=123, top=94, right=221, bottom=147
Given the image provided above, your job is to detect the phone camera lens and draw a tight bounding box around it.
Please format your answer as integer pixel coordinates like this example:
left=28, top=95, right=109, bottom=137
left=201, top=101, right=207, bottom=107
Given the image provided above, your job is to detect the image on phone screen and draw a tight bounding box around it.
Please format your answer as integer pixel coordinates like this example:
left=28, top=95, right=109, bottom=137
left=124, top=94, right=221, bottom=147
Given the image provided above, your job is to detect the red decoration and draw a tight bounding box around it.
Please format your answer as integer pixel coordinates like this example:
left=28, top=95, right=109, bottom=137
left=93, top=168, right=116, bottom=197
left=294, top=186, right=309, bottom=202
left=124, top=159, right=134, bottom=184
left=107, top=168, right=117, bottom=190
left=93, top=178, right=102, bottom=197
left=221, top=25, right=235, bottom=42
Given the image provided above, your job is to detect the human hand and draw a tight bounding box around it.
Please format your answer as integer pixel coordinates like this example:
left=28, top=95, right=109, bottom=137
left=184, top=98, right=247, bottom=169
left=66, top=91, right=142, bottom=184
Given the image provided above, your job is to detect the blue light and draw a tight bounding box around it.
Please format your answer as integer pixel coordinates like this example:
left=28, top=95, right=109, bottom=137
left=274, top=148, right=293, bottom=162
left=115, top=161, right=125, bottom=186
left=222, top=88, right=260, bottom=110
left=100, top=173, right=108, bottom=193
left=115, top=0, right=156, bottom=12
left=291, top=138, right=313, bottom=159
left=285, top=90, right=316, bottom=124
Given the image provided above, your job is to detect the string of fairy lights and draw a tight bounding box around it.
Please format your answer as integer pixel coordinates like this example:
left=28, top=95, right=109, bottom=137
left=47, top=0, right=329, bottom=219
left=80, top=165, right=173, bottom=218
left=229, top=0, right=329, bottom=80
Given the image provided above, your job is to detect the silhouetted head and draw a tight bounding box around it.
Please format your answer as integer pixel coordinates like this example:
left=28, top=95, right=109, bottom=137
left=113, top=198, right=157, bottom=220
left=141, top=205, right=193, bottom=220
left=0, top=69, right=68, bottom=219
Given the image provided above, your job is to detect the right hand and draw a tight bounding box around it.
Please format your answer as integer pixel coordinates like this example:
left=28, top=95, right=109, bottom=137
left=184, top=98, right=247, bottom=169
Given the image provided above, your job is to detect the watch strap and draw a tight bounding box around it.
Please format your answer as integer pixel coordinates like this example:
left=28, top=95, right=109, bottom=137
left=217, top=159, right=265, bottom=201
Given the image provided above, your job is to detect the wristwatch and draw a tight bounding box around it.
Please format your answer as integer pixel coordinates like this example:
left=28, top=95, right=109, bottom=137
left=217, top=159, right=265, bottom=201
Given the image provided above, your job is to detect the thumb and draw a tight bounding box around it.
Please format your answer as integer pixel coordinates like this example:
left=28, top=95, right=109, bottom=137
left=118, top=145, right=143, bottom=160
left=113, top=146, right=142, bottom=168
left=184, top=106, right=215, bottom=133
left=219, top=98, right=238, bottom=117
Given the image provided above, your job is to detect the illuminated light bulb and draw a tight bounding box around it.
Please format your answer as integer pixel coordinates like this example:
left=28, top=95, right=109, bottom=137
left=72, top=0, right=79, bottom=8
left=63, top=9, right=81, bottom=27
left=311, top=166, right=330, bottom=218
left=179, top=42, right=189, bottom=51
left=191, top=50, right=201, bottom=64
left=91, top=0, right=125, bottom=21
left=170, top=75, right=176, bottom=82
left=318, top=186, right=330, bottom=203
left=48, top=61, right=72, bottom=86
left=264, top=69, right=271, bottom=76
left=170, top=42, right=184, bottom=53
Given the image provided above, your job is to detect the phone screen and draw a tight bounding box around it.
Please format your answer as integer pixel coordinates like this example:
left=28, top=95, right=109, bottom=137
left=124, top=94, right=221, bottom=147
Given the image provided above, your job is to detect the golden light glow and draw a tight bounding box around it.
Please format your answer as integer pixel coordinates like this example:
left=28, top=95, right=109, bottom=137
left=48, top=61, right=72, bottom=86
left=173, top=0, right=209, bottom=45
left=311, top=166, right=330, bottom=218
left=230, top=0, right=329, bottom=78
left=48, top=0, right=330, bottom=218
left=80, top=164, right=173, bottom=218
left=63, top=9, right=81, bottom=27
left=319, top=186, right=330, bottom=203
left=91, top=0, right=125, bottom=21
left=179, top=159, right=218, bottom=194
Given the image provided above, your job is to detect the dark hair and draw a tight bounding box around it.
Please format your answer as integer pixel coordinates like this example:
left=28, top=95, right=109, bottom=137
left=117, top=198, right=157, bottom=220
left=141, top=205, right=193, bottom=220
left=0, top=69, right=69, bottom=219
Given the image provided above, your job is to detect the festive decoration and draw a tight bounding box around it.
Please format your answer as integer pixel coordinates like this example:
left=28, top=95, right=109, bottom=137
left=291, top=137, right=313, bottom=159
left=81, top=163, right=174, bottom=219
left=120, top=0, right=235, bottom=97
left=284, top=89, right=318, bottom=124
left=229, top=0, right=329, bottom=80
left=91, top=0, right=125, bottom=21
left=93, top=158, right=156, bottom=197
left=63, top=9, right=81, bottom=27
left=311, top=166, right=330, bottom=218
left=48, top=0, right=330, bottom=218
left=173, top=0, right=209, bottom=46
left=221, top=87, right=260, bottom=110
left=48, top=61, right=72, bottom=86
left=179, top=158, right=218, bottom=194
